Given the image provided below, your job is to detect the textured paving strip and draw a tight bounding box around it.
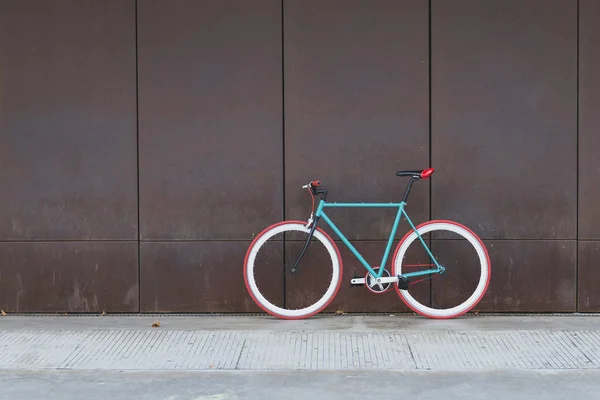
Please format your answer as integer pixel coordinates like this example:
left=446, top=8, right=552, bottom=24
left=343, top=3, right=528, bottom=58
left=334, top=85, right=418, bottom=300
left=2, top=329, right=600, bottom=371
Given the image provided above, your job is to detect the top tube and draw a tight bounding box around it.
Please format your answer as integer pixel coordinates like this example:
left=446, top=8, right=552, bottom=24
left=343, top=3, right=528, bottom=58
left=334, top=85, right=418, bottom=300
left=316, top=199, right=406, bottom=216
left=323, top=202, right=405, bottom=208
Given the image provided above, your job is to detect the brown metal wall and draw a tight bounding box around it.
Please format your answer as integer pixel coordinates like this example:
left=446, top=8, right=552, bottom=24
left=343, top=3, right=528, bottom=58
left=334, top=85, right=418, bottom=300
left=0, top=0, right=138, bottom=312
left=431, top=0, right=578, bottom=312
left=0, top=0, right=596, bottom=313
left=578, top=0, right=600, bottom=312
left=137, top=0, right=283, bottom=312
left=283, top=0, right=429, bottom=313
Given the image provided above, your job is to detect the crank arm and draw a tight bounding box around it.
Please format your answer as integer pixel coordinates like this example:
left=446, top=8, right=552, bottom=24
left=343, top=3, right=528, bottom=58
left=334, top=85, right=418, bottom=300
left=350, top=276, right=399, bottom=285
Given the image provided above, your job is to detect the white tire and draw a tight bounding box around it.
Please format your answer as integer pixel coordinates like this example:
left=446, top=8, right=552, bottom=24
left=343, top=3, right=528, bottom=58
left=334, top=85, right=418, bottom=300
left=244, top=221, right=342, bottom=319
left=392, top=220, right=491, bottom=319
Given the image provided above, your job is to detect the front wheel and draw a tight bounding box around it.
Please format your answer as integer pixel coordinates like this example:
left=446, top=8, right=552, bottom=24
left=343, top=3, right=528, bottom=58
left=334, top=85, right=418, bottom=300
left=244, top=221, right=343, bottom=319
left=392, top=220, right=491, bottom=319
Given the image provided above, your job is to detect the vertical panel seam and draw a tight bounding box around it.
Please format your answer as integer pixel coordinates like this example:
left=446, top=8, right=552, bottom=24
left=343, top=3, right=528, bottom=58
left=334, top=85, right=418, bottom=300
left=576, top=0, right=580, bottom=312
left=135, top=0, right=141, bottom=313
left=428, top=0, right=433, bottom=308
left=281, top=0, right=287, bottom=309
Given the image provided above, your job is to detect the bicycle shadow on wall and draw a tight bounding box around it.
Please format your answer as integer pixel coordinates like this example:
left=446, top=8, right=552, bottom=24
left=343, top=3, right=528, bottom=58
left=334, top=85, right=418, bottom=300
left=244, top=168, right=491, bottom=320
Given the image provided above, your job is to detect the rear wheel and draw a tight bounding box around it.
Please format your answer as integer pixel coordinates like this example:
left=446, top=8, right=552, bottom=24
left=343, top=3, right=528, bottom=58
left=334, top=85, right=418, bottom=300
left=244, top=221, right=342, bottom=319
left=391, top=220, right=491, bottom=319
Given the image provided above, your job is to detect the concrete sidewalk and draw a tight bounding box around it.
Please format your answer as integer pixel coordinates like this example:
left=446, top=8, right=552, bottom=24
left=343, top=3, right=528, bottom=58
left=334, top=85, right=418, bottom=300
left=1, top=314, right=600, bottom=371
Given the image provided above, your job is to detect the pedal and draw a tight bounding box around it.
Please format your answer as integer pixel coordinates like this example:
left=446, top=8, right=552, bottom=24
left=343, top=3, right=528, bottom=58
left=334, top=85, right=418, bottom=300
left=397, top=275, right=409, bottom=290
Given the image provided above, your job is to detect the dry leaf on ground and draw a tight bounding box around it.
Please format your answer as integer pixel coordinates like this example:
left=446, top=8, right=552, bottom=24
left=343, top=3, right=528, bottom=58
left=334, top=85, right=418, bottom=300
left=152, top=321, right=160, bottom=328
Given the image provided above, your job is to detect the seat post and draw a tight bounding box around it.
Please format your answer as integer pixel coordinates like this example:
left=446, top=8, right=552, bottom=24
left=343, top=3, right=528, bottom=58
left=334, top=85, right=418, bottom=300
left=402, top=177, right=418, bottom=203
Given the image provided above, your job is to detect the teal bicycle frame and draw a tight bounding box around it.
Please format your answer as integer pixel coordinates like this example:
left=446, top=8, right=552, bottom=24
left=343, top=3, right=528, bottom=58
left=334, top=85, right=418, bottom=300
left=315, top=200, right=443, bottom=280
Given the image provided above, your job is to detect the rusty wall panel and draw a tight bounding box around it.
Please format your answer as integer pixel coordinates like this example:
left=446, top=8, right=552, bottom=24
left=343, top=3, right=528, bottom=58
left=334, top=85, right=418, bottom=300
left=579, top=0, right=600, bottom=239
left=0, top=242, right=138, bottom=313
left=0, top=0, right=137, bottom=240
left=140, top=242, right=281, bottom=312
left=431, top=240, right=576, bottom=312
left=284, top=0, right=429, bottom=241
left=578, top=241, right=600, bottom=312
left=138, top=0, right=282, bottom=240
left=431, top=0, right=577, bottom=240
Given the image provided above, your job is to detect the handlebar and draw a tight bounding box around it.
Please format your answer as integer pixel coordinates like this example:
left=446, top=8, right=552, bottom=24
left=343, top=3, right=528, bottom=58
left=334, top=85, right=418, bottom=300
left=302, top=180, right=328, bottom=202
left=302, top=180, right=321, bottom=189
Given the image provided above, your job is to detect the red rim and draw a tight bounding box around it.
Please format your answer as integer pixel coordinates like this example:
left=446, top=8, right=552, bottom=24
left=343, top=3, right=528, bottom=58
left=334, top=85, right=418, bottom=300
left=391, top=220, right=491, bottom=319
left=243, top=220, right=343, bottom=320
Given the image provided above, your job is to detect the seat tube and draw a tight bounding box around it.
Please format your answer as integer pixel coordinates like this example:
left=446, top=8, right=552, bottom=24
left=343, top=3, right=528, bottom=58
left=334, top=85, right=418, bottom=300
left=378, top=203, right=404, bottom=277
left=402, top=177, right=417, bottom=203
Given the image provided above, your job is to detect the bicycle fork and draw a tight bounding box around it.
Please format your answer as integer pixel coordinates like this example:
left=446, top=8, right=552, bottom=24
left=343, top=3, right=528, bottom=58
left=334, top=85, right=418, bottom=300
left=291, top=182, right=329, bottom=274
left=290, top=214, right=320, bottom=274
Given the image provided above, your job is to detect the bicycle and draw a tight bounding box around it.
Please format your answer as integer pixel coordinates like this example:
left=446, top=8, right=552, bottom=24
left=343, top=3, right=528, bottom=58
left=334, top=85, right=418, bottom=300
left=244, top=168, right=491, bottom=320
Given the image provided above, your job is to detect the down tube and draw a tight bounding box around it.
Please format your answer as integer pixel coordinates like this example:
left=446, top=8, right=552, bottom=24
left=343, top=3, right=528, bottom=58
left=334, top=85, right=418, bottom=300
left=318, top=211, right=378, bottom=277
